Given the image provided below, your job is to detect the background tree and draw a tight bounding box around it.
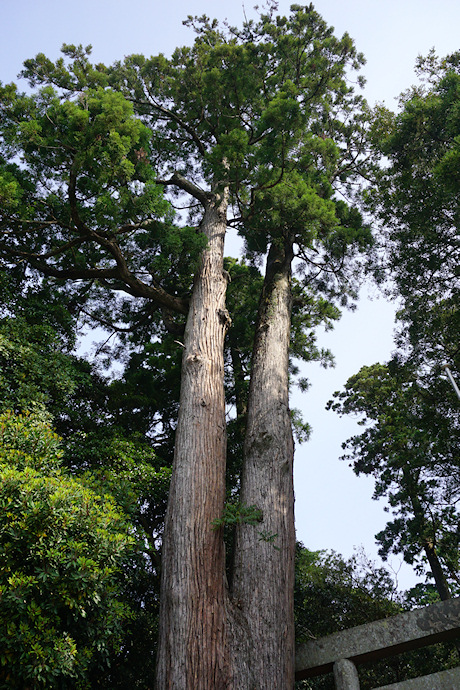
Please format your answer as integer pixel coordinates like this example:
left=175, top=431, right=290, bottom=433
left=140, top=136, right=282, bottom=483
left=328, top=361, right=460, bottom=600
left=0, top=274, right=173, bottom=687
left=294, top=545, right=457, bottom=690
left=327, top=50, right=460, bottom=605
left=0, top=410, right=135, bottom=688
left=366, top=50, right=460, bottom=370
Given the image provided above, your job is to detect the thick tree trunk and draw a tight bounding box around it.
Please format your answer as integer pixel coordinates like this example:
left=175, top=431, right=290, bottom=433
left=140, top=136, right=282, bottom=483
left=156, top=218, right=297, bottom=687
left=231, top=239, right=296, bottom=689
left=155, top=193, right=232, bottom=689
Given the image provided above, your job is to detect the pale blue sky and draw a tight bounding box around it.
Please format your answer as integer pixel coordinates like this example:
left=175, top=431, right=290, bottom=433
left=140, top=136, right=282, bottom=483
left=3, top=0, right=460, bottom=105
left=2, top=0, right=458, bottom=589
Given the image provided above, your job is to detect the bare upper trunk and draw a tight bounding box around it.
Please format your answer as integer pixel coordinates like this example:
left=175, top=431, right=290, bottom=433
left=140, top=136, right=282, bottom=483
left=155, top=193, right=232, bottom=689
left=231, top=239, right=296, bottom=689
left=156, top=210, right=297, bottom=687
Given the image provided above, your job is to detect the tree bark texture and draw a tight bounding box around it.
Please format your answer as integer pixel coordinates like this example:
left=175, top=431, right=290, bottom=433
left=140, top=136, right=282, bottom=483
left=231, top=239, right=296, bottom=689
left=155, top=193, right=232, bottom=689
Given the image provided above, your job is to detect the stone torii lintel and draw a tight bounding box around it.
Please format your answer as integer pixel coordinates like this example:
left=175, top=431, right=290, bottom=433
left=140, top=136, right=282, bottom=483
left=295, top=597, right=460, bottom=682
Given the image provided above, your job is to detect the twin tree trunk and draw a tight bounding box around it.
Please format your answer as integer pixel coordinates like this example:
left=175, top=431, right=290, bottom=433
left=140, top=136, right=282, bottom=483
left=155, top=190, right=295, bottom=688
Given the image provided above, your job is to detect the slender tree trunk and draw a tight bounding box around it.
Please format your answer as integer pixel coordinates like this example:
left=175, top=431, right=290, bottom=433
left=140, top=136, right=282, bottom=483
left=231, top=239, right=296, bottom=689
left=423, top=540, right=452, bottom=601
left=155, top=192, right=232, bottom=689
left=403, top=467, right=452, bottom=602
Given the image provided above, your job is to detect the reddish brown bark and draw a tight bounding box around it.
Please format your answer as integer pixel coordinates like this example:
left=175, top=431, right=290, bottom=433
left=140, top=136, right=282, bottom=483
left=155, top=192, right=232, bottom=689
left=156, top=196, right=297, bottom=687
left=231, top=239, right=296, bottom=688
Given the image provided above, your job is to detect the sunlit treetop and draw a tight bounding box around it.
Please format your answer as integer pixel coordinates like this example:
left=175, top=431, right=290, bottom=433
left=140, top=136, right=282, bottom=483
left=0, top=4, right=372, bottom=333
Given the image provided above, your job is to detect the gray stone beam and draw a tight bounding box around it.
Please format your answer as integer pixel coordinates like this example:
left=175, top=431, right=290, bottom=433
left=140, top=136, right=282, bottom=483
left=376, top=666, right=460, bottom=689
left=295, top=598, right=460, bottom=681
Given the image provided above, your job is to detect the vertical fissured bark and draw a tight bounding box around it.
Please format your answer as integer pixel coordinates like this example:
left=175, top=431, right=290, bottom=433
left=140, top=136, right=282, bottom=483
left=155, top=192, right=232, bottom=689
left=156, top=206, right=297, bottom=688
left=231, top=239, right=296, bottom=689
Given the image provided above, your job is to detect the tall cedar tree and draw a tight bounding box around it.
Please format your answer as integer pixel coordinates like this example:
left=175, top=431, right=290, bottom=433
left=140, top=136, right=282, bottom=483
left=0, top=6, right=371, bottom=687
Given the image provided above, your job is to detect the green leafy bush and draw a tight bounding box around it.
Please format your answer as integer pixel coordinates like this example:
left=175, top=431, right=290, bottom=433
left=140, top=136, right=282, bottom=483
left=0, top=411, right=135, bottom=688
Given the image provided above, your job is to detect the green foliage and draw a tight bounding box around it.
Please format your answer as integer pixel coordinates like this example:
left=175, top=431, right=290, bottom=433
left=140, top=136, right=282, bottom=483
left=72, top=431, right=171, bottom=559
left=294, top=545, right=401, bottom=644
left=0, top=82, right=165, bottom=222
left=0, top=73, right=203, bottom=322
left=337, top=52, right=460, bottom=598
left=103, top=334, right=184, bottom=457
left=0, top=8, right=383, bottom=684
left=0, top=274, right=122, bottom=445
left=0, top=315, right=78, bottom=416
left=366, top=51, right=460, bottom=366
left=328, top=361, right=460, bottom=596
left=212, top=501, right=263, bottom=530
left=12, top=4, right=372, bottom=312
left=0, top=411, right=134, bottom=688
left=257, top=530, right=280, bottom=550
left=290, top=408, right=312, bottom=444
left=0, top=6, right=374, bottom=454
left=0, top=410, right=62, bottom=473
left=71, top=434, right=170, bottom=688
left=0, top=267, right=173, bottom=687
left=295, top=544, right=400, bottom=689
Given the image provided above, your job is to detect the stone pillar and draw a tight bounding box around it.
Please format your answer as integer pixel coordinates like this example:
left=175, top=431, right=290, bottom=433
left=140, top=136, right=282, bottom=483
left=333, top=658, right=360, bottom=690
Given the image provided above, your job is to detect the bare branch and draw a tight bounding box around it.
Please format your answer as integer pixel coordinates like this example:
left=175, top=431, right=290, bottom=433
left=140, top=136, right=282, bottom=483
left=156, top=171, right=211, bottom=206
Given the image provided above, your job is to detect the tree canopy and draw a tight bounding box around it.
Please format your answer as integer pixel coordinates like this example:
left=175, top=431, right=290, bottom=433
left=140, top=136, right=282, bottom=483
left=328, top=360, right=460, bottom=600
left=329, top=51, right=460, bottom=603
left=367, top=50, right=460, bottom=366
